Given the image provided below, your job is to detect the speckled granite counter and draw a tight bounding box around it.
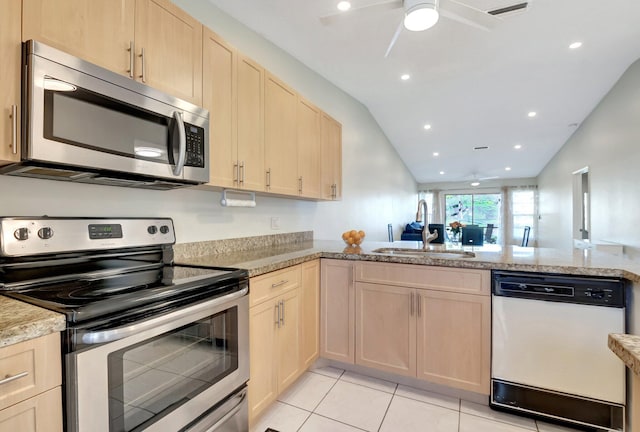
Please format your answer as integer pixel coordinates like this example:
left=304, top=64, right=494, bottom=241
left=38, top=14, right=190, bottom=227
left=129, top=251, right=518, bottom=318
left=176, top=239, right=640, bottom=281
left=0, top=296, right=65, bottom=347
left=609, top=334, right=640, bottom=375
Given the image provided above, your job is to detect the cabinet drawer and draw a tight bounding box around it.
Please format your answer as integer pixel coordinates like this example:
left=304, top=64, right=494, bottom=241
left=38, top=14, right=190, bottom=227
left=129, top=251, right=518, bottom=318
left=354, top=262, right=490, bottom=296
left=0, top=387, right=62, bottom=432
left=0, top=333, right=61, bottom=411
left=250, top=265, right=301, bottom=306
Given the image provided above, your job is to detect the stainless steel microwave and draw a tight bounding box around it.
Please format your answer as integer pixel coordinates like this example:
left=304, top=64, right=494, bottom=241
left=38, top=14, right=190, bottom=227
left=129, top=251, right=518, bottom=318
left=1, top=40, right=209, bottom=190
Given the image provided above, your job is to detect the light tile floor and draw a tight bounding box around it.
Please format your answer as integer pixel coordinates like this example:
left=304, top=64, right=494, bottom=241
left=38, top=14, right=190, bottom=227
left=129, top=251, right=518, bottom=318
left=250, top=367, right=588, bottom=432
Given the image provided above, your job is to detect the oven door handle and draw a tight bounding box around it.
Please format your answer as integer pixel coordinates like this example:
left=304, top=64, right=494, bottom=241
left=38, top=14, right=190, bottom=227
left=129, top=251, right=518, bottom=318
left=81, top=287, right=248, bottom=345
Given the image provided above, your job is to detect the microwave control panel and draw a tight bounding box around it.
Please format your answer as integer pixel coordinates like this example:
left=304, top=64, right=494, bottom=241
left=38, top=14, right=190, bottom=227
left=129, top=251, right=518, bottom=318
left=185, top=125, right=205, bottom=168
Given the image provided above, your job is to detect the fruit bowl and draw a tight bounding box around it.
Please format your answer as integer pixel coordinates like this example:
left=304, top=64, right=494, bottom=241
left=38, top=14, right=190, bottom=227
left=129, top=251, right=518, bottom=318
left=342, top=229, right=365, bottom=247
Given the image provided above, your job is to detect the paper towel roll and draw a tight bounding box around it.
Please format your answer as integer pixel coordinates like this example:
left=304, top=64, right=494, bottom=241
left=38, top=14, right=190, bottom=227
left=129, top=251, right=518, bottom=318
left=220, top=198, right=256, bottom=207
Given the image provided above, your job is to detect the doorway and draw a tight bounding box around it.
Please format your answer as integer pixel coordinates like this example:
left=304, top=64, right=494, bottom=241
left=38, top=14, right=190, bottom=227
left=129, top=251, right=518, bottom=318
left=572, top=167, right=590, bottom=242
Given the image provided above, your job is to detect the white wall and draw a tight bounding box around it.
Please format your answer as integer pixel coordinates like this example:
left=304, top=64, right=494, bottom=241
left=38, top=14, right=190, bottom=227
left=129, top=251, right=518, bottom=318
left=0, top=2, right=417, bottom=244
left=537, top=58, right=640, bottom=254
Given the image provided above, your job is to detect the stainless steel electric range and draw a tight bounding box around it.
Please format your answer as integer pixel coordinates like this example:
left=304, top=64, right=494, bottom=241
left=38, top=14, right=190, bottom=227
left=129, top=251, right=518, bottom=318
left=0, top=217, right=249, bottom=432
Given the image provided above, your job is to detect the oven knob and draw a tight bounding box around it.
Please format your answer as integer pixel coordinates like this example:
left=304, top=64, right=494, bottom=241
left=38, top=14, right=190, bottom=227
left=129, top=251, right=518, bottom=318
left=37, top=227, right=54, bottom=240
left=147, top=225, right=158, bottom=235
left=14, top=227, right=29, bottom=241
left=159, top=225, right=170, bottom=234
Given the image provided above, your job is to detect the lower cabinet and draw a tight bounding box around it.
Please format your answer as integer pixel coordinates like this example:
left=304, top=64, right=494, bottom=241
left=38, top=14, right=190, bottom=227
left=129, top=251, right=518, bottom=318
left=0, top=332, right=62, bottom=431
left=321, top=259, right=491, bottom=395
left=248, top=260, right=320, bottom=424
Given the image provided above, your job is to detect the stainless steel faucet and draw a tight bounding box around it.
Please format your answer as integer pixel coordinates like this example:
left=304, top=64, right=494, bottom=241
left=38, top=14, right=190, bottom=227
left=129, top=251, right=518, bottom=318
left=416, top=199, right=438, bottom=249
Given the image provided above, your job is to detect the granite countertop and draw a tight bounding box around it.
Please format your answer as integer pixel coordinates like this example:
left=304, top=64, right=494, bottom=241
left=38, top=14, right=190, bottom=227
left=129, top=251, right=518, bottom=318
left=608, top=334, right=640, bottom=375
left=0, top=296, right=66, bottom=348
left=176, top=239, right=640, bottom=281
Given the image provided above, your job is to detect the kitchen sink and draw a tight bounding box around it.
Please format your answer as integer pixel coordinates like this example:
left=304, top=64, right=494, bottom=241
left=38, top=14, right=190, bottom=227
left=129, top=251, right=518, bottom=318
left=371, top=248, right=476, bottom=259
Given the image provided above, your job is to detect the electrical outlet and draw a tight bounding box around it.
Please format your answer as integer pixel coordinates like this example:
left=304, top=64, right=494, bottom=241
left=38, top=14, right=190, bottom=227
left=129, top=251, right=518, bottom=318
left=271, top=217, right=281, bottom=230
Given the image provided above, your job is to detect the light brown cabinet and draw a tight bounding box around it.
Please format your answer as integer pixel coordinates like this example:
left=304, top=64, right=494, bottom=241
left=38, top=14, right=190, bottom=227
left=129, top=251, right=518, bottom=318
left=23, top=0, right=203, bottom=105
left=0, top=333, right=62, bottom=431
left=320, top=259, right=355, bottom=364
left=300, top=260, right=320, bottom=369
left=321, top=113, right=342, bottom=200
left=203, top=29, right=264, bottom=190
left=264, top=72, right=299, bottom=196
left=0, top=0, right=21, bottom=166
left=297, top=98, right=322, bottom=198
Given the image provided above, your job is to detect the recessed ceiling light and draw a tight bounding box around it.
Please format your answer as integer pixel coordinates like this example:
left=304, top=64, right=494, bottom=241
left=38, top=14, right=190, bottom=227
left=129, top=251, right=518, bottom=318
left=505, top=166, right=512, bottom=171
left=514, top=144, right=522, bottom=149
left=569, top=41, right=583, bottom=49
left=433, top=152, right=439, bottom=157
left=337, top=1, right=351, bottom=11
left=423, top=124, right=432, bottom=130
left=528, top=111, right=537, bottom=118
left=470, top=181, right=480, bottom=187
left=439, top=171, right=445, bottom=175
left=400, top=74, right=411, bottom=81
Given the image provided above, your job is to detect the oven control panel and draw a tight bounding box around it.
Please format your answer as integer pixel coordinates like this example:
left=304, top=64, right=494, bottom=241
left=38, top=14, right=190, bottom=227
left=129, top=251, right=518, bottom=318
left=0, top=217, right=176, bottom=257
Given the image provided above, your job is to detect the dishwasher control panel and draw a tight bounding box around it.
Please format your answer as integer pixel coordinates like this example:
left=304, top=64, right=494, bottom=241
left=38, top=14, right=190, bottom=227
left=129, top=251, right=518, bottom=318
left=492, top=271, right=625, bottom=307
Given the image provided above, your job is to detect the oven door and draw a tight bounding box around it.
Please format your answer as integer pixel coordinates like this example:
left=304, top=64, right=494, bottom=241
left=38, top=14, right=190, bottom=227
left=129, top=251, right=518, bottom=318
left=23, top=40, right=208, bottom=184
left=66, top=289, right=249, bottom=432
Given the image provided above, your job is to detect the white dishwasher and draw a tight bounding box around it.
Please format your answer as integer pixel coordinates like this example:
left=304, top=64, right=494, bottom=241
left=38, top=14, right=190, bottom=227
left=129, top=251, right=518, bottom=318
left=491, top=270, right=626, bottom=431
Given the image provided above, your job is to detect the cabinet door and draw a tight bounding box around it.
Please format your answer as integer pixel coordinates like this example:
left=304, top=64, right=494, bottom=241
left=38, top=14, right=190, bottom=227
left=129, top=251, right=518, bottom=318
left=248, top=300, right=278, bottom=421
left=320, top=113, right=342, bottom=200
left=22, top=0, right=135, bottom=77
left=416, top=290, right=491, bottom=394
left=264, top=72, right=298, bottom=195
left=297, top=98, right=321, bottom=198
left=237, top=55, right=265, bottom=191
left=134, top=0, right=203, bottom=105
left=0, top=387, right=62, bottom=432
left=320, top=259, right=355, bottom=363
left=203, top=28, right=237, bottom=188
left=300, top=260, right=320, bottom=370
left=355, top=282, right=416, bottom=377
left=277, top=289, right=301, bottom=391
left=0, top=0, right=21, bottom=165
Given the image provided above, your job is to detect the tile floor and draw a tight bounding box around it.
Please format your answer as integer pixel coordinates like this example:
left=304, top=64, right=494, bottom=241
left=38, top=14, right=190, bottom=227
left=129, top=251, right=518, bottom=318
left=250, top=367, right=588, bottom=432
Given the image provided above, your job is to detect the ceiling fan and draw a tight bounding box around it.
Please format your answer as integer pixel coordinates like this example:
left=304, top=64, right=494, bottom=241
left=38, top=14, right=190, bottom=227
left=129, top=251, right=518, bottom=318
left=320, top=0, right=506, bottom=57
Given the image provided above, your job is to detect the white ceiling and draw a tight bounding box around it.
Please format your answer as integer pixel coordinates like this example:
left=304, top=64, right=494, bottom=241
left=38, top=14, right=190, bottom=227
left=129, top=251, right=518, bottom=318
left=206, top=0, right=640, bottom=184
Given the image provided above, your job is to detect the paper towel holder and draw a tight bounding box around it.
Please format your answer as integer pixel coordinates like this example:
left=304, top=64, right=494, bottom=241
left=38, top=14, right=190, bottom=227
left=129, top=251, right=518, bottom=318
left=220, top=189, right=257, bottom=207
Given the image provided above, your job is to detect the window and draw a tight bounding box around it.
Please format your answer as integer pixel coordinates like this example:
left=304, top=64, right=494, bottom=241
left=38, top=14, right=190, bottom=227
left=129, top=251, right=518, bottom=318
left=511, top=189, right=535, bottom=243
left=445, top=193, right=501, bottom=243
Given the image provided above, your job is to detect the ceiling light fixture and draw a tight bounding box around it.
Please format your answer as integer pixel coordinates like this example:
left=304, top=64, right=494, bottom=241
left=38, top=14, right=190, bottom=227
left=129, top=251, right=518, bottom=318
left=528, top=111, right=537, bottom=118
left=514, top=144, right=522, bottom=149
left=439, top=171, right=445, bottom=175
left=423, top=124, right=432, bottom=130
left=470, top=181, right=480, bottom=187
left=403, top=0, right=439, bottom=32
left=400, top=74, right=411, bottom=80
left=433, top=152, right=439, bottom=156
left=505, top=166, right=512, bottom=171
left=337, top=1, right=351, bottom=12
left=569, top=41, right=583, bottom=49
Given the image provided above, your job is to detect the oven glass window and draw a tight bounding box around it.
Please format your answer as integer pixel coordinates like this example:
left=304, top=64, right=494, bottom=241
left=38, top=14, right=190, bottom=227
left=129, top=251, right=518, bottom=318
left=107, top=307, right=238, bottom=432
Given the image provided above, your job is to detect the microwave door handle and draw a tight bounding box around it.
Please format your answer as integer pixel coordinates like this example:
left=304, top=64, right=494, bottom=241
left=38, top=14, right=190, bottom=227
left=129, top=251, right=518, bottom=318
left=81, top=286, right=248, bottom=344
left=172, top=111, right=186, bottom=176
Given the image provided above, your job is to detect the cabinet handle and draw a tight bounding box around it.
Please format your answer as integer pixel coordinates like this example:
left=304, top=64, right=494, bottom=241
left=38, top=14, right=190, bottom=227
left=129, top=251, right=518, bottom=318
left=10, top=105, right=18, bottom=154
left=266, top=169, right=271, bottom=189
left=240, top=161, right=245, bottom=185
left=275, top=303, right=281, bottom=328
left=298, top=177, right=303, bottom=194
left=139, top=47, right=146, bottom=83
left=127, top=41, right=135, bottom=78
left=233, top=162, right=239, bottom=184
left=410, top=292, right=415, bottom=316
left=280, top=300, right=285, bottom=326
left=271, top=280, right=288, bottom=288
left=331, top=183, right=337, bottom=199
left=0, top=371, right=28, bottom=386
left=417, top=293, right=421, bottom=317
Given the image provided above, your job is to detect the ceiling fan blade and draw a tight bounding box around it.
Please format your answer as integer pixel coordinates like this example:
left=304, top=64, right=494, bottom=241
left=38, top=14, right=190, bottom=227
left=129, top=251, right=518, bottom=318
left=439, top=0, right=501, bottom=31
left=479, top=175, right=500, bottom=181
left=320, top=0, right=402, bottom=26
left=384, top=19, right=404, bottom=58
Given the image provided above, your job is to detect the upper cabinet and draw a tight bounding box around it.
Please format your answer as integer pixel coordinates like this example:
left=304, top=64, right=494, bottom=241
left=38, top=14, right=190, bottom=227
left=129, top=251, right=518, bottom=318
left=0, top=0, right=21, bottom=165
left=297, top=98, right=322, bottom=199
left=23, top=0, right=203, bottom=105
left=264, top=72, right=298, bottom=196
left=22, top=0, right=136, bottom=77
left=321, top=113, right=342, bottom=200
left=134, top=0, right=202, bottom=105
left=203, top=29, right=264, bottom=190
